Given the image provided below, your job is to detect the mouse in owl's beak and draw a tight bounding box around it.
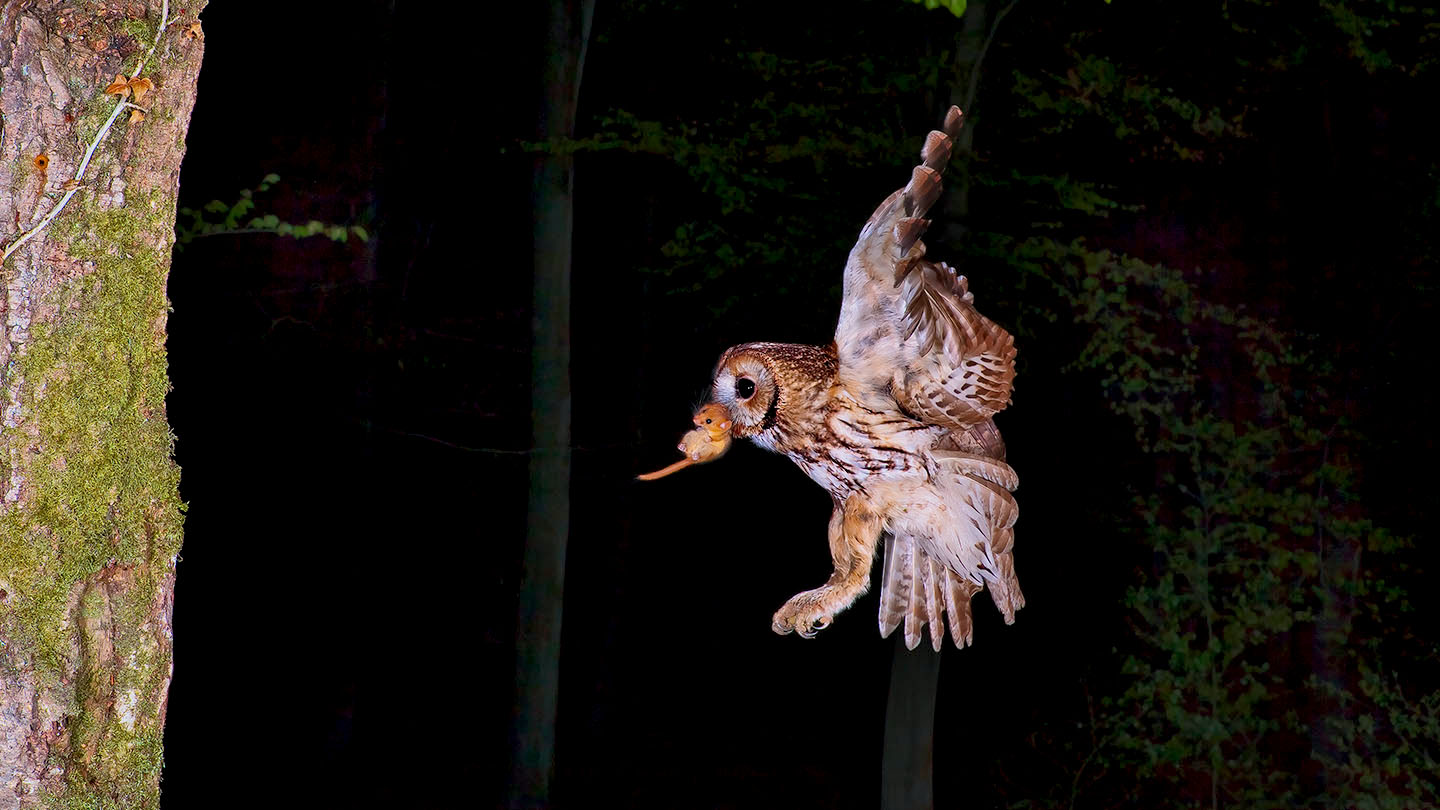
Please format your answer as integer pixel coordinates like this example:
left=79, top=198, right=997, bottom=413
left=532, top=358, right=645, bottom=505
left=636, top=402, right=734, bottom=481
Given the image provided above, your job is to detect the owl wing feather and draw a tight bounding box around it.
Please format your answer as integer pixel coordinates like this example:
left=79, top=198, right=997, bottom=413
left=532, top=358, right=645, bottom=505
left=834, top=106, right=1017, bottom=429
left=847, top=110, right=1024, bottom=647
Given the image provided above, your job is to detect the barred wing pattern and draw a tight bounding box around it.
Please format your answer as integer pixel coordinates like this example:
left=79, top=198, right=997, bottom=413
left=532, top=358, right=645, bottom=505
left=835, top=107, right=1023, bottom=650
left=834, top=107, right=1017, bottom=429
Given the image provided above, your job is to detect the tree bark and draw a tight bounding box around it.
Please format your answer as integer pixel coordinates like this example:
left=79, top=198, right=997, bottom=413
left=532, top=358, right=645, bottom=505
left=511, top=1, right=594, bottom=807
left=882, top=638, right=943, bottom=810
left=0, top=2, right=204, bottom=806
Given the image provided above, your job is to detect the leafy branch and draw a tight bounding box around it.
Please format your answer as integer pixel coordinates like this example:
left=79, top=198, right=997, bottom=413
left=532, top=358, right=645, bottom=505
left=174, top=174, right=370, bottom=250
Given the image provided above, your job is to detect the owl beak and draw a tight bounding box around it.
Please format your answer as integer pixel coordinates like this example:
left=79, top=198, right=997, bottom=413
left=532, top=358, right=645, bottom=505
left=636, top=403, right=734, bottom=481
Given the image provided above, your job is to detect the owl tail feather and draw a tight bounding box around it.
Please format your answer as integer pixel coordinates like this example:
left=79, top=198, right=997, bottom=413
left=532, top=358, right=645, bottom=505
left=879, top=533, right=981, bottom=651
left=987, top=548, right=1025, bottom=624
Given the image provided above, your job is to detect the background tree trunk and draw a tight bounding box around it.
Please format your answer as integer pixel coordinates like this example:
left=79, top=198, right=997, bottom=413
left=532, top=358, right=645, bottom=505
left=0, top=2, right=204, bottom=806
left=511, top=1, right=594, bottom=807
left=882, top=5, right=998, bottom=808
left=882, top=639, right=943, bottom=810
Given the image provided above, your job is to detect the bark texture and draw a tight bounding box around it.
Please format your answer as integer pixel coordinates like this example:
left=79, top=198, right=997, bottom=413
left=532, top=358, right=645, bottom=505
left=510, top=1, right=593, bottom=807
left=0, top=2, right=204, bottom=806
left=881, top=639, right=942, bottom=810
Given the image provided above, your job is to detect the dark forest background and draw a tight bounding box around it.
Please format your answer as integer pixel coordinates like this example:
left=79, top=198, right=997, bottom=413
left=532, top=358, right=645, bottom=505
left=158, top=0, right=1436, bottom=808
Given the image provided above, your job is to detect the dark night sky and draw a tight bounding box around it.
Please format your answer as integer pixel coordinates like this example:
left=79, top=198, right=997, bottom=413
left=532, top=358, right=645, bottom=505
left=154, top=1, right=1436, bottom=808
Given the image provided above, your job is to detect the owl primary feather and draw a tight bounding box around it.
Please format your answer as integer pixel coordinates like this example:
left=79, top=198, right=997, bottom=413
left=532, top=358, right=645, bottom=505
left=642, top=107, right=1021, bottom=652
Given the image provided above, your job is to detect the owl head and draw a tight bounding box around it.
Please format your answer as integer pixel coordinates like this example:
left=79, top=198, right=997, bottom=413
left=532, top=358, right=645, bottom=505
left=638, top=342, right=837, bottom=481
left=710, top=341, right=839, bottom=442
left=710, top=347, right=779, bottom=439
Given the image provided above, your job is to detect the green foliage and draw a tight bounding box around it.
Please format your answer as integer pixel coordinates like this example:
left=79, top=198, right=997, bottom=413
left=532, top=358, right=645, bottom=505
left=1222, top=0, right=1440, bottom=75
left=1046, top=246, right=1328, bottom=805
left=1010, top=52, right=1244, bottom=162
left=1317, top=655, right=1440, bottom=808
left=967, top=221, right=1439, bottom=808
left=526, top=48, right=936, bottom=320
left=908, top=0, right=966, bottom=18
left=174, top=174, right=370, bottom=250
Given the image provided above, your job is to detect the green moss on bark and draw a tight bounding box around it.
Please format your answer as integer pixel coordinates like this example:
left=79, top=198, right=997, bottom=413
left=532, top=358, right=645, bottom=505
left=75, top=93, right=119, bottom=150
left=0, top=187, right=183, bottom=808
left=2, top=189, right=182, bottom=661
left=119, top=18, right=156, bottom=47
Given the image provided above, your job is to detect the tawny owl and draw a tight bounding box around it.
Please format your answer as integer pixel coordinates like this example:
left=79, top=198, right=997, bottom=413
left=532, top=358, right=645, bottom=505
left=641, top=107, right=1021, bottom=652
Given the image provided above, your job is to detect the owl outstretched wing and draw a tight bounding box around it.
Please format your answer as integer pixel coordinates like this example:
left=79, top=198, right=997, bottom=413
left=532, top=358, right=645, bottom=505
left=833, top=107, right=1016, bottom=429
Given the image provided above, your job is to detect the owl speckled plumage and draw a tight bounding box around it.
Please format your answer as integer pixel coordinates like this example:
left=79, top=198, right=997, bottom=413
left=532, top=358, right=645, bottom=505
left=643, top=107, right=1021, bottom=651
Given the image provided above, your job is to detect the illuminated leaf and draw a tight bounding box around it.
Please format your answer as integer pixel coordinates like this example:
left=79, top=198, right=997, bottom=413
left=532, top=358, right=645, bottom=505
left=129, top=108, right=145, bottom=123
left=910, top=0, right=966, bottom=16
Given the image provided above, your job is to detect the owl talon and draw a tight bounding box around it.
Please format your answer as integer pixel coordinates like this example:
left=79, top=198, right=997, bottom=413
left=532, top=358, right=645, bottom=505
left=772, top=593, right=838, bottom=640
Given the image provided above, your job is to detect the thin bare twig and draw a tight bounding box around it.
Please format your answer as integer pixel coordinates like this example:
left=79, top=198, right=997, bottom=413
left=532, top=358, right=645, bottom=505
left=2, top=0, right=173, bottom=265
left=962, top=0, right=1019, bottom=114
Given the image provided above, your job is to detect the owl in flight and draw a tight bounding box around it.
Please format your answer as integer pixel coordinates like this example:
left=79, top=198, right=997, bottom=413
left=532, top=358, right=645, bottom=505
left=640, top=107, right=1021, bottom=651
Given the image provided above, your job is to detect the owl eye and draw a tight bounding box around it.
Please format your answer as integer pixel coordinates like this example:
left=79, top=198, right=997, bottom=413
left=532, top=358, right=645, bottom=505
left=736, top=377, right=757, bottom=400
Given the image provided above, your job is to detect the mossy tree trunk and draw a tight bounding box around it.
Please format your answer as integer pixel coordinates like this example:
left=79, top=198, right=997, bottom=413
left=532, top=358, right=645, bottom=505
left=0, top=2, right=205, bottom=807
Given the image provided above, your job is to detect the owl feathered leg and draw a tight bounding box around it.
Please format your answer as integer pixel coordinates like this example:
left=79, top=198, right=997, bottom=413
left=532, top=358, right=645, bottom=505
left=772, top=496, right=882, bottom=639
